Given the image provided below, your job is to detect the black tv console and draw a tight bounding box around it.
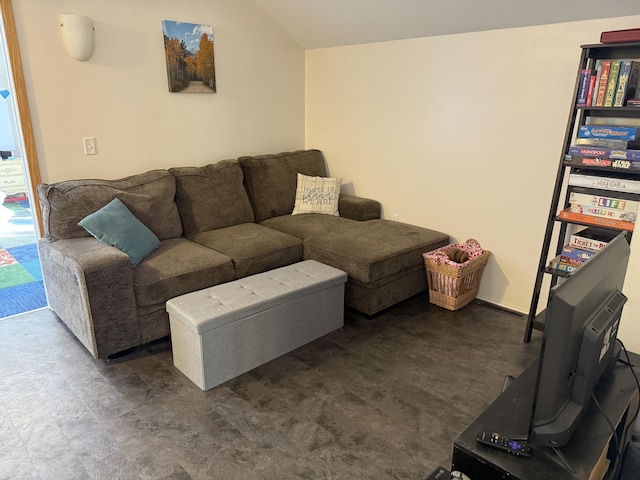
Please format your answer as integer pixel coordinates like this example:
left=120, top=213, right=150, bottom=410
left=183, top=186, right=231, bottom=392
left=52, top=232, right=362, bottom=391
left=452, top=352, right=640, bottom=480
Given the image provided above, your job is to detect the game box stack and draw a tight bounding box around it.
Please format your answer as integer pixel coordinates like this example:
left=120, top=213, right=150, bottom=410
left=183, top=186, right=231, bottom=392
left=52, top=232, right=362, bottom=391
left=548, top=227, right=617, bottom=274
left=569, top=126, right=640, bottom=172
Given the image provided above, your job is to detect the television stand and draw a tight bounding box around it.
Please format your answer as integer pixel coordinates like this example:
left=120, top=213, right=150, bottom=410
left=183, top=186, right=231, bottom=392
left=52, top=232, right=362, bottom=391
left=452, top=352, right=640, bottom=480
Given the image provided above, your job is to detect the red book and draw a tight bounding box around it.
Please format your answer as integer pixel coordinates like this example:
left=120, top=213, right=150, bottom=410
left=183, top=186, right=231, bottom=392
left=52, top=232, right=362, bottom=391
left=586, top=72, right=598, bottom=106
left=601, top=28, right=640, bottom=44
left=558, top=208, right=635, bottom=231
left=594, top=61, right=612, bottom=106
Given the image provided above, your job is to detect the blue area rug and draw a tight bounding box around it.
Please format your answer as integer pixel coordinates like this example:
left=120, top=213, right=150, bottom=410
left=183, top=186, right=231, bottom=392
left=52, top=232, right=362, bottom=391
left=1, top=197, right=47, bottom=318
left=0, top=280, right=47, bottom=318
left=0, top=242, right=47, bottom=318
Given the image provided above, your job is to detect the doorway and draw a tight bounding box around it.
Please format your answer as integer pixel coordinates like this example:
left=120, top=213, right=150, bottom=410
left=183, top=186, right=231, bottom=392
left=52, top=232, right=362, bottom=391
left=0, top=0, right=46, bottom=318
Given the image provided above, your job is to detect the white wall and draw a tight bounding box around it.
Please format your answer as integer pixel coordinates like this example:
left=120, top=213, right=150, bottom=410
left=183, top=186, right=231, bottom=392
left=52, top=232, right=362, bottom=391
left=306, top=16, right=640, bottom=352
left=14, top=0, right=305, bottom=182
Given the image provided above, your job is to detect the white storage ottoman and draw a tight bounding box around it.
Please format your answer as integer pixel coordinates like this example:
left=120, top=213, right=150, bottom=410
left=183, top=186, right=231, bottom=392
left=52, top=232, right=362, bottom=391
left=166, top=260, right=347, bottom=390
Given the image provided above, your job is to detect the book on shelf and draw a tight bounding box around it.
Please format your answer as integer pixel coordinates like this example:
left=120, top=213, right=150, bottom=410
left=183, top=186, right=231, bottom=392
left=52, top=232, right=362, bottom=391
left=613, top=60, right=634, bottom=107
left=603, top=60, right=621, bottom=107
left=594, top=61, right=612, bottom=106
left=576, top=69, right=595, bottom=106
left=548, top=255, right=578, bottom=274
left=578, top=125, right=639, bottom=141
left=566, top=155, right=640, bottom=172
left=629, top=62, right=640, bottom=99
left=628, top=99, right=640, bottom=107
left=590, top=61, right=603, bottom=107
left=568, top=173, right=640, bottom=193
left=620, top=61, right=640, bottom=107
left=587, top=65, right=599, bottom=106
left=568, top=227, right=616, bottom=252
left=574, top=137, right=640, bottom=149
left=560, top=245, right=596, bottom=265
left=568, top=145, right=640, bottom=161
left=568, top=191, right=640, bottom=212
left=558, top=208, right=635, bottom=231
left=568, top=204, right=637, bottom=222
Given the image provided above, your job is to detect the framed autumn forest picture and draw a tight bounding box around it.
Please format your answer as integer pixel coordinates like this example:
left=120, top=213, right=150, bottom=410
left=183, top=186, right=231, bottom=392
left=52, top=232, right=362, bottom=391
left=162, top=20, right=216, bottom=93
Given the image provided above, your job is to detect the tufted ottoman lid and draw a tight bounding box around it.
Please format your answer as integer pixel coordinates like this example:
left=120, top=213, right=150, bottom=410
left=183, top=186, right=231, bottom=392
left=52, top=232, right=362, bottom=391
left=166, top=260, right=346, bottom=334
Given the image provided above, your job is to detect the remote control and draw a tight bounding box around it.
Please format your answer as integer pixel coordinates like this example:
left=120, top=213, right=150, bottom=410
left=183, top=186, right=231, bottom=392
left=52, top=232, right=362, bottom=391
left=476, top=431, right=532, bottom=457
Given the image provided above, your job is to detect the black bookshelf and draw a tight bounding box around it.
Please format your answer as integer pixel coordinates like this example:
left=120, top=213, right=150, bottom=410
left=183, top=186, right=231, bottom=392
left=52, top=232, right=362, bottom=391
left=523, top=41, right=640, bottom=342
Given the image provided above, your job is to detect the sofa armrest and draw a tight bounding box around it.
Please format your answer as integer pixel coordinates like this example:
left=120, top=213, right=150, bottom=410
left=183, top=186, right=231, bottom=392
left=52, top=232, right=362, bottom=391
left=339, top=194, right=381, bottom=221
left=38, top=237, right=141, bottom=359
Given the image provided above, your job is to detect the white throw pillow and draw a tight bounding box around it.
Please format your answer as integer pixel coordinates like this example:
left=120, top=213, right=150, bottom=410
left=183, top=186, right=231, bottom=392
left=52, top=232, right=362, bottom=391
left=291, top=173, right=341, bottom=216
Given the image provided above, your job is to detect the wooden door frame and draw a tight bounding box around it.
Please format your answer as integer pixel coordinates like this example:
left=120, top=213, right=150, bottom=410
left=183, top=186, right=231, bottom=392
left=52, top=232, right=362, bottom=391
left=0, top=0, right=42, bottom=234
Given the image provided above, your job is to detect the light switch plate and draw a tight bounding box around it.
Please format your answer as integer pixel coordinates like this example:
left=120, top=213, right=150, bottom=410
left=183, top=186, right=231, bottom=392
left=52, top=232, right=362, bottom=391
left=83, top=137, right=96, bottom=155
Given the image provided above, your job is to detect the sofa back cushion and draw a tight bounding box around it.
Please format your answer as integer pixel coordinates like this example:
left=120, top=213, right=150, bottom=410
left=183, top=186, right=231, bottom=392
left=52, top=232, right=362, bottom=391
left=39, top=169, right=183, bottom=242
left=238, top=149, right=327, bottom=222
left=169, top=160, right=255, bottom=236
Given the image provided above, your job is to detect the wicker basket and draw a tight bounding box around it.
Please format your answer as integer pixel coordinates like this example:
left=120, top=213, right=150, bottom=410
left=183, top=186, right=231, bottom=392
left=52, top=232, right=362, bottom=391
left=423, top=241, right=491, bottom=311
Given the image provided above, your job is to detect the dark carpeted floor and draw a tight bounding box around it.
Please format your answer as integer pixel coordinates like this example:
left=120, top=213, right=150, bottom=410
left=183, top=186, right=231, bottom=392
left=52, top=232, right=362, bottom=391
left=0, top=295, right=541, bottom=479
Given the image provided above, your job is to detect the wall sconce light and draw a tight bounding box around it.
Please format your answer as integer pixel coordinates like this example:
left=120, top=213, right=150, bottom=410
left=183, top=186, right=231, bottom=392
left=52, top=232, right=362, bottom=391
left=59, top=14, right=94, bottom=61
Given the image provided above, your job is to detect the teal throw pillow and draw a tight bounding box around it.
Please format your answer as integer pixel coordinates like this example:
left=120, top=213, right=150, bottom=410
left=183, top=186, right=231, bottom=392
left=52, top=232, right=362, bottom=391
left=78, top=197, right=160, bottom=267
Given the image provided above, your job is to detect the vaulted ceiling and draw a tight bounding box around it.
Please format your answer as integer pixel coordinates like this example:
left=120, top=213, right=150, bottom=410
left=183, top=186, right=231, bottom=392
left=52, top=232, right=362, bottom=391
left=250, top=0, right=640, bottom=49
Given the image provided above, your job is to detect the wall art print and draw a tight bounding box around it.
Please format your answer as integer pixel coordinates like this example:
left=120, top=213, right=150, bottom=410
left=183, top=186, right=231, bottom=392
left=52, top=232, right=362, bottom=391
left=162, top=20, right=216, bottom=93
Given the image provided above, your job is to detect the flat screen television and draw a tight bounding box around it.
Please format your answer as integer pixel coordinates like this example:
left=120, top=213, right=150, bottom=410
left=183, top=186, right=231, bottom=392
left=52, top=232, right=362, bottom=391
left=528, top=231, right=630, bottom=449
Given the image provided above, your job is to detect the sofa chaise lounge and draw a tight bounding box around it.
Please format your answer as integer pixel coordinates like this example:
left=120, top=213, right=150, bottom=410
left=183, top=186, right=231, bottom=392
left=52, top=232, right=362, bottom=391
left=38, top=150, right=449, bottom=359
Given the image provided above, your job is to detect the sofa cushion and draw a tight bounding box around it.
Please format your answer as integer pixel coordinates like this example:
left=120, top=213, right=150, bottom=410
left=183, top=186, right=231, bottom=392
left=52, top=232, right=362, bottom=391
left=238, top=150, right=327, bottom=222
left=292, top=173, right=341, bottom=216
left=39, top=169, right=182, bottom=242
left=338, top=194, right=381, bottom=221
left=303, top=219, right=449, bottom=284
left=188, top=223, right=303, bottom=279
left=169, top=160, right=255, bottom=236
left=261, top=214, right=355, bottom=240
left=78, top=197, right=160, bottom=267
left=133, top=237, right=234, bottom=307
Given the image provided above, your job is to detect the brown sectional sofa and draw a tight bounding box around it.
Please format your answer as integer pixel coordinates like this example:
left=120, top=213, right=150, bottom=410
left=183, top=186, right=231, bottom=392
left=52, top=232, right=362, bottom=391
left=38, top=150, right=449, bottom=359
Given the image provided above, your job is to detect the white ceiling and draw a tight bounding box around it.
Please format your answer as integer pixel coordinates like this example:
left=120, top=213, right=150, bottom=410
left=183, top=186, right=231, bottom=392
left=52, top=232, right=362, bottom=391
left=250, top=0, right=640, bottom=49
